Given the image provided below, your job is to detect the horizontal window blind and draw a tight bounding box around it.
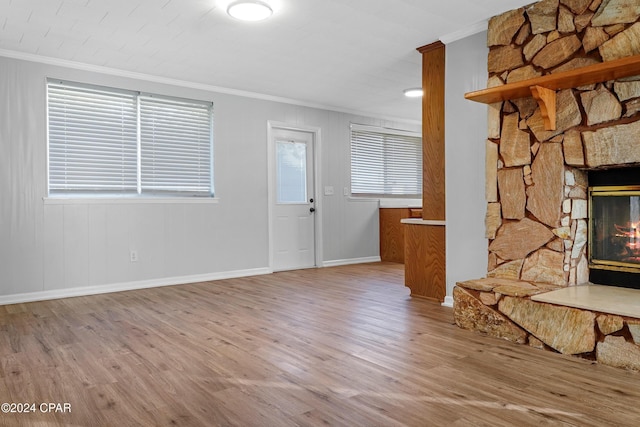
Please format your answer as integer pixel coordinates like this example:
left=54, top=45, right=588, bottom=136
left=47, top=80, right=214, bottom=197
left=140, top=96, right=213, bottom=195
left=350, top=124, right=422, bottom=196
left=48, top=82, right=138, bottom=193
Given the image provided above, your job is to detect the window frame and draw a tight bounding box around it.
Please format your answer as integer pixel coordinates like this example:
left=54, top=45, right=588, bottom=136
left=349, top=123, right=422, bottom=198
left=46, top=79, right=215, bottom=199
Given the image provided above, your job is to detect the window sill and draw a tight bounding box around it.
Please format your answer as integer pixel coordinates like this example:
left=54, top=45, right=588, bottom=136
left=346, top=197, right=422, bottom=208
left=378, top=198, right=422, bottom=208
left=43, top=196, right=220, bottom=205
left=347, top=196, right=380, bottom=203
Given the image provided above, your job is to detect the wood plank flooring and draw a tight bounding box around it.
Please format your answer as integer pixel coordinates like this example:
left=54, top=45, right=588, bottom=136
left=0, top=262, right=639, bottom=426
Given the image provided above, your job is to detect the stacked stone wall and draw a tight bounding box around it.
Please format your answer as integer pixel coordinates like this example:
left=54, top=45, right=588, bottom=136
left=454, top=0, right=640, bottom=371
left=485, top=0, right=640, bottom=286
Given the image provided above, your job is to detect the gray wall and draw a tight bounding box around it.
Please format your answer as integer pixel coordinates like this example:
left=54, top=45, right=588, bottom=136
left=444, top=31, right=489, bottom=297
left=0, top=55, right=419, bottom=302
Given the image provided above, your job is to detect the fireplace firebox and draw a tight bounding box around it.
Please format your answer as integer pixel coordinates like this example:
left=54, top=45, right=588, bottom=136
left=589, top=169, right=640, bottom=289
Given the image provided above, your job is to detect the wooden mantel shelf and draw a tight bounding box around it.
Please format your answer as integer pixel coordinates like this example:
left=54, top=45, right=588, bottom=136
left=464, top=55, right=640, bottom=130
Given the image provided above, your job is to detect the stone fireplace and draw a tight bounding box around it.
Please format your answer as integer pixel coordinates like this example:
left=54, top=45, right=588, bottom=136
left=453, top=0, right=640, bottom=370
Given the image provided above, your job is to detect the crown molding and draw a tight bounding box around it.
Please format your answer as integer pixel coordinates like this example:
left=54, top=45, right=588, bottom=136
left=0, top=48, right=420, bottom=125
left=439, top=20, right=488, bottom=45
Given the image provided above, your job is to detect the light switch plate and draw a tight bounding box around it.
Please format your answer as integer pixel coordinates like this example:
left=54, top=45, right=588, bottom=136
left=324, top=186, right=334, bottom=196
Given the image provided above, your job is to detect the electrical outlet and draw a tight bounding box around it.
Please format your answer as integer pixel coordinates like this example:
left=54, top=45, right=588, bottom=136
left=130, top=250, right=138, bottom=262
left=324, top=186, right=334, bottom=196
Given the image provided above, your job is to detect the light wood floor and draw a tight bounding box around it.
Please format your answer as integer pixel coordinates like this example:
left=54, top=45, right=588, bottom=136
left=0, top=263, right=639, bottom=426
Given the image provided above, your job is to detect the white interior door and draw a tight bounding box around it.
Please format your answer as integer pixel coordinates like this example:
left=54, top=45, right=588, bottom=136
left=271, top=127, right=316, bottom=271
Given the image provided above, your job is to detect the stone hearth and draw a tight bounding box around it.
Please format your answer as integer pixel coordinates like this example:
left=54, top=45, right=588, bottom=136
left=456, top=278, right=640, bottom=370
left=454, top=0, right=640, bottom=370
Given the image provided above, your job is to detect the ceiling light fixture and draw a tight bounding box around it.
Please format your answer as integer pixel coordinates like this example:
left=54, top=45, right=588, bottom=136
left=403, top=88, right=423, bottom=98
left=227, top=0, right=273, bottom=21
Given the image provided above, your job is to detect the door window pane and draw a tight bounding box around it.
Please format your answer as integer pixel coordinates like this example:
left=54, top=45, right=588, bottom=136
left=276, top=141, right=307, bottom=203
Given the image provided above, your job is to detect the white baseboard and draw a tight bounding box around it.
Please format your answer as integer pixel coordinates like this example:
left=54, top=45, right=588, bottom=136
left=322, top=256, right=382, bottom=267
left=0, top=267, right=272, bottom=306
left=442, top=295, right=454, bottom=308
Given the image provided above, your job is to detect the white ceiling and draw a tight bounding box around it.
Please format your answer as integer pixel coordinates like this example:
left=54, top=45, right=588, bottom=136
left=0, top=0, right=536, bottom=122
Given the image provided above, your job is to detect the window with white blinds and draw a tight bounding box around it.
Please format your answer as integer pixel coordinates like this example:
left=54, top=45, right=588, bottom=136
left=350, top=124, right=422, bottom=197
left=140, top=96, right=213, bottom=195
left=47, top=80, right=214, bottom=197
left=48, top=82, right=138, bottom=193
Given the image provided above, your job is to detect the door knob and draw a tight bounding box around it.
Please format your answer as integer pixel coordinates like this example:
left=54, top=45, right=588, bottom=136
left=310, top=207, right=316, bottom=213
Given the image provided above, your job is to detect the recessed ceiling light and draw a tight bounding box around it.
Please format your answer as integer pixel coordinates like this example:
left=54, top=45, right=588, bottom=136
left=227, top=1, right=273, bottom=21
left=403, top=88, right=423, bottom=98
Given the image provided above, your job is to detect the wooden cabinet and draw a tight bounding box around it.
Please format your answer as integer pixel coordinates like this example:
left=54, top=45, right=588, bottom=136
left=380, top=208, right=408, bottom=263
left=403, top=220, right=446, bottom=302
left=380, top=208, right=423, bottom=263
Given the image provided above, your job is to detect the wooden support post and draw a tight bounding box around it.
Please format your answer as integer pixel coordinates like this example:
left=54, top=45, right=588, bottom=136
left=405, top=41, right=446, bottom=302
